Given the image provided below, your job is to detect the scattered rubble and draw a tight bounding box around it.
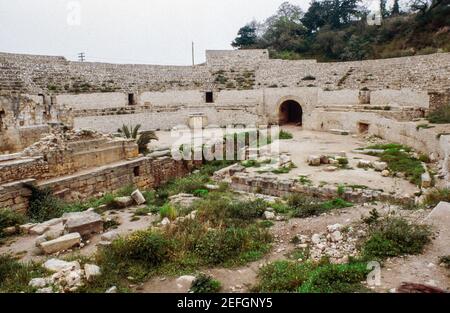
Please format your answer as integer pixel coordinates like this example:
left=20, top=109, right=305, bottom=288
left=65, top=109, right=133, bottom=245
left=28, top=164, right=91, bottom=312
left=169, top=193, right=200, bottom=209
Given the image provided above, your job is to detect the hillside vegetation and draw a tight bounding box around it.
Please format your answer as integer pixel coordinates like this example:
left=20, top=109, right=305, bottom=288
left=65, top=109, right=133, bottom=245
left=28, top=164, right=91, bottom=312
left=232, top=0, right=450, bottom=62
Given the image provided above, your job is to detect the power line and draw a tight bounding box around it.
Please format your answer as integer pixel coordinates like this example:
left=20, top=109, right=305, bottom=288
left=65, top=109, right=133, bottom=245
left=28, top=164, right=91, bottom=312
left=78, top=52, right=85, bottom=62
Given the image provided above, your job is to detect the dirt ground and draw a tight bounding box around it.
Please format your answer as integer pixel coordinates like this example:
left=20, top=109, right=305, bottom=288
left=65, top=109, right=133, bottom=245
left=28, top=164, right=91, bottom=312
left=151, top=126, right=419, bottom=197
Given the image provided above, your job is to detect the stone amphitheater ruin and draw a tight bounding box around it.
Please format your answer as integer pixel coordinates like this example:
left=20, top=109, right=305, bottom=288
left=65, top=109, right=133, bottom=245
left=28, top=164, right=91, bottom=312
left=0, top=49, right=449, bottom=293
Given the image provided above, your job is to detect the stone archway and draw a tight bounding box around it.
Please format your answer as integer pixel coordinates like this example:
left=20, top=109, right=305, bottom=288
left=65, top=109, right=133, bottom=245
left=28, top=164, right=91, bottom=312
left=278, top=99, right=303, bottom=126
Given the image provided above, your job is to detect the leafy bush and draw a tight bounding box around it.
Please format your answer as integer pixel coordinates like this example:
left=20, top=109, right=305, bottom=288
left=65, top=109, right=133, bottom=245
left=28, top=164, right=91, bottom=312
left=26, top=184, right=63, bottom=222
left=298, top=262, right=369, bottom=293
left=106, top=230, right=173, bottom=267
left=253, top=261, right=315, bottom=292
left=279, top=130, right=293, bottom=140
left=194, top=225, right=271, bottom=266
left=423, top=188, right=450, bottom=208
left=190, top=274, right=221, bottom=293
left=227, top=199, right=266, bottom=220
left=159, top=203, right=178, bottom=220
left=0, top=208, right=27, bottom=236
left=362, top=217, right=432, bottom=260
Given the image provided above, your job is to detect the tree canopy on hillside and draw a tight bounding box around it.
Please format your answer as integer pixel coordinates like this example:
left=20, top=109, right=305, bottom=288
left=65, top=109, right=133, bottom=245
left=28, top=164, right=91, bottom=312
left=232, top=0, right=450, bottom=61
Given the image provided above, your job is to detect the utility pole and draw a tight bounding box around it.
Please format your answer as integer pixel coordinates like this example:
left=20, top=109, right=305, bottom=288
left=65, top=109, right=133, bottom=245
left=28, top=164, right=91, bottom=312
left=192, top=42, right=195, bottom=66
left=78, top=52, right=85, bottom=62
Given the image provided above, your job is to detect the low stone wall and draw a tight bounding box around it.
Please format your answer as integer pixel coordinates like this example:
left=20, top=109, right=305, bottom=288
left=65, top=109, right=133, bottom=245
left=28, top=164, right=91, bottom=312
left=0, top=156, right=201, bottom=213
left=305, top=111, right=444, bottom=159
left=230, top=172, right=411, bottom=204
left=0, top=139, right=139, bottom=185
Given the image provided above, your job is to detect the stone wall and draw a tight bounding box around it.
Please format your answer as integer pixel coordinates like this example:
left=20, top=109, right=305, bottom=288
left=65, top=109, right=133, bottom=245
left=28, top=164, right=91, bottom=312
left=0, top=156, right=201, bottom=213
left=305, top=110, right=444, bottom=158
left=0, top=136, right=139, bottom=185
left=1, top=51, right=449, bottom=95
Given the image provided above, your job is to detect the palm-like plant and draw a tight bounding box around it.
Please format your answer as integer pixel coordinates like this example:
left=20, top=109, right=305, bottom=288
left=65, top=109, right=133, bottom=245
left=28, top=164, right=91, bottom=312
left=117, top=124, right=158, bottom=154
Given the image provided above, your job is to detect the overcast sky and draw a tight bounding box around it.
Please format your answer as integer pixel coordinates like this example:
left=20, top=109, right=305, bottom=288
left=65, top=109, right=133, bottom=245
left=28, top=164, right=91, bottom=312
left=0, top=0, right=393, bottom=65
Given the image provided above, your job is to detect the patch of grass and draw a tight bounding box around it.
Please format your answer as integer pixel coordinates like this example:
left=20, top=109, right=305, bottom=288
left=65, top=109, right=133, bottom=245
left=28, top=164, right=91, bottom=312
left=259, top=220, right=274, bottom=228
left=0, top=255, right=48, bottom=292
left=253, top=260, right=368, bottom=293
left=298, top=262, right=369, bottom=293
left=423, top=188, right=450, bottom=208
left=416, top=124, right=435, bottom=130
left=193, top=189, right=209, bottom=198
left=287, top=194, right=352, bottom=218
left=361, top=217, right=432, bottom=261
left=365, top=144, right=424, bottom=186
left=159, top=203, right=178, bottom=220
left=271, top=163, right=296, bottom=174
left=337, top=157, right=349, bottom=169
left=320, top=198, right=353, bottom=210
left=279, top=130, right=293, bottom=140
left=194, top=225, right=271, bottom=266
left=298, top=175, right=312, bottom=186
left=253, top=260, right=315, bottom=292
left=241, top=159, right=261, bottom=168
left=0, top=208, right=27, bottom=237
left=190, top=274, right=221, bottom=293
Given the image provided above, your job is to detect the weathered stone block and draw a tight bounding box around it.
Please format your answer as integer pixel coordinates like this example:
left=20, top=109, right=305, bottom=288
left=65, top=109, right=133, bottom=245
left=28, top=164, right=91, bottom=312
left=40, top=233, right=81, bottom=254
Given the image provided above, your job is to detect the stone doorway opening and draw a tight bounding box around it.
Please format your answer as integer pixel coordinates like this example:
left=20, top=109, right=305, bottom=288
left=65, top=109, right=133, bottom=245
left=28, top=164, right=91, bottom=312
left=279, top=100, right=303, bottom=126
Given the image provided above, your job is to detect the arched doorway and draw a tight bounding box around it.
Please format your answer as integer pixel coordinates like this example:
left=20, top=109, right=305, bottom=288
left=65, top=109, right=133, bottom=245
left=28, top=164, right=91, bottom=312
left=279, top=100, right=303, bottom=126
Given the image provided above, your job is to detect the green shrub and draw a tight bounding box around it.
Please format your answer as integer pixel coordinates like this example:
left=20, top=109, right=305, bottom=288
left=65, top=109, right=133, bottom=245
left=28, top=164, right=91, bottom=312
left=26, top=184, right=63, bottom=222
left=279, top=130, right=293, bottom=140
left=253, top=261, right=315, bottom=292
left=159, top=203, right=178, bottom=220
left=194, top=225, right=271, bottom=266
left=298, top=262, right=369, bottom=293
left=227, top=199, right=266, bottom=220
left=193, top=189, right=209, bottom=197
left=288, top=195, right=351, bottom=218
left=106, top=230, right=173, bottom=266
left=190, top=274, right=221, bottom=293
left=423, top=188, right=450, bottom=208
left=362, top=217, right=432, bottom=260
left=321, top=198, right=353, bottom=210
left=0, top=208, right=27, bottom=236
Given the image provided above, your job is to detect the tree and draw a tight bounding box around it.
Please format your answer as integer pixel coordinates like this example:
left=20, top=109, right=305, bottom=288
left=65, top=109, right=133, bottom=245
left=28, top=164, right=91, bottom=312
left=391, top=0, right=400, bottom=15
left=380, top=0, right=388, bottom=18
left=231, top=24, right=258, bottom=49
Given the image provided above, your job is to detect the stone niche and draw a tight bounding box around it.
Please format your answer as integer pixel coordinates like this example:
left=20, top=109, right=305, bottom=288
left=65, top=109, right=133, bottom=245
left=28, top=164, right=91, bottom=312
left=188, top=113, right=208, bottom=129
left=358, top=88, right=371, bottom=105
